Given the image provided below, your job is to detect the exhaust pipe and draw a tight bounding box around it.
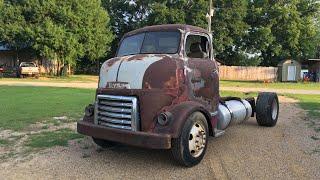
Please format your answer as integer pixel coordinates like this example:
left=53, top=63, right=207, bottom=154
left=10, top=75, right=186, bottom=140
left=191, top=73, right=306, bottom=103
left=217, top=99, right=253, bottom=130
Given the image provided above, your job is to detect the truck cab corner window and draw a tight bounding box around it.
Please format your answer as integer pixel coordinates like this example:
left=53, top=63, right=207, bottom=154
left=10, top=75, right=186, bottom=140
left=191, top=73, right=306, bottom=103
left=186, top=35, right=210, bottom=59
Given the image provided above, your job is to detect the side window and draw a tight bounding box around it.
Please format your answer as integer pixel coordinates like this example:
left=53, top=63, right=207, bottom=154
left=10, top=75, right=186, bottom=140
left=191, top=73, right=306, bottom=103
left=186, top=35, right=210, bottom=59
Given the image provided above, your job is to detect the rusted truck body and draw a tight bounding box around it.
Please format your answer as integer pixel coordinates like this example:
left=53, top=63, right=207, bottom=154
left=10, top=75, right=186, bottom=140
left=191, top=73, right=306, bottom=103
left=77, top=24, right=279, bottom=167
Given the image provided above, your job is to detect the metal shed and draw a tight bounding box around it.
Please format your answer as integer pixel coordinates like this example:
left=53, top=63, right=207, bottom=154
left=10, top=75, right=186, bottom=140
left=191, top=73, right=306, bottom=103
left=277, top=59, right=301, bottom=82
left=308, top=59, right=320, bottom=82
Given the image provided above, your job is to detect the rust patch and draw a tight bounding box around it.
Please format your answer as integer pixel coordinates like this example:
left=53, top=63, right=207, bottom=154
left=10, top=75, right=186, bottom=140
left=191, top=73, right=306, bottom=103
left=164, top=76, right=177, bottom=89
left=106, top=57, right=121, bottom=67
left=127, top=54, right=146, bottom=61
left=124, top=24, right=209, bottom=38
left=187, top=59, right=219, bottom=112
left=144, top=82, right=152, bottom=89
left=142, top=57, right=177, bottom=90
left=211, top=116, right=218, bottom=128
left=77, top=121, right=171, bottom=149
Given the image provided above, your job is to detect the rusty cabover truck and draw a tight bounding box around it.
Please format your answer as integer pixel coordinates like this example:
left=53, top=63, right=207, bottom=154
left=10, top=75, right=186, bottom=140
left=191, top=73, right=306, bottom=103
left=77, top=24, right=279, bottom=167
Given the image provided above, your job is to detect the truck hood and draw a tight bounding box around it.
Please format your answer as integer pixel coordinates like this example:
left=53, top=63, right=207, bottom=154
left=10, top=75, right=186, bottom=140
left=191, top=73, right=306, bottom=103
left=99, top=54, right=179, bottom=89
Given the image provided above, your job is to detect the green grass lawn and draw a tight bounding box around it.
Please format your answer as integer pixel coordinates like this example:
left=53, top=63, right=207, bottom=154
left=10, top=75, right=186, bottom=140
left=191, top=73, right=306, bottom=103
left=0, top=86, right=95, bottom=130
left=0, top=139, right=10, bottom=146
left=0, top=75, right=98, bottom=83
left=286, top=94, right=320, bottom=133
left=26, top=129, right=83, bottom=149
left=220, top=80, right=320, bottom=90
left=285, top=94, right=320, bottom=119
left=220, top=91, right=258, bottom=98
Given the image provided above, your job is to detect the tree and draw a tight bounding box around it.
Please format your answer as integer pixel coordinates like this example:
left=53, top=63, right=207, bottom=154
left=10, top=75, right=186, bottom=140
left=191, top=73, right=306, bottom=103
left=147, top=0, right=251, bottom=65
left=103, top=0, right=320, bottom=66
left=104, top=0, right=250, bottom=65
left=0, top=0, right=31, bottom=52
left=102, top=0, right=151, bottom=56
left=211, top=0, right=251, bottom=65
left=0, top=0, right=114, bottom=75
left=246, top=0, right=320, bottom=66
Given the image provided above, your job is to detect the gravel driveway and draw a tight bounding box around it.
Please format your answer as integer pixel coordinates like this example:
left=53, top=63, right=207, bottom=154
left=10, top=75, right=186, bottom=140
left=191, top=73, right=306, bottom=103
left=0, top=97, right=319, bottom=180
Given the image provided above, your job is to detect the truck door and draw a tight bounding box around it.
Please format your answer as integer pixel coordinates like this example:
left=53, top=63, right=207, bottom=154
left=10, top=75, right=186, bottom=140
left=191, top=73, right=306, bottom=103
left=185, top=34, right=219, bottom=112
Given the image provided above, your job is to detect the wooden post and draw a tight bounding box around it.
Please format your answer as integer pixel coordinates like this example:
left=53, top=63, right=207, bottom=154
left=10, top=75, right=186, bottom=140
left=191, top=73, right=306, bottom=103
left=207, top=0, right=214, bottom=33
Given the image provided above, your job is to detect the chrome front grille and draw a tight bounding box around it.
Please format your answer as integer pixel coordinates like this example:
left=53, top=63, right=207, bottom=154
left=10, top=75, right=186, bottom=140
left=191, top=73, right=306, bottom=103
left=94, top=95, right=140, bottom=131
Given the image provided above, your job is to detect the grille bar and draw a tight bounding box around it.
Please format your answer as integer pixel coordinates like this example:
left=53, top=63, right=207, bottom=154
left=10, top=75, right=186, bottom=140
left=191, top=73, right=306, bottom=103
left=99, top=121, right=132, bottom=130
left=99, top=117, right=132, bottom=125
left=95, top=95, right=140, bottom=131
left=99, top=101, right=132, bottom=108
left=98, top=106, right=132, bottom=114
left=98, top=111, right=132, bottom=119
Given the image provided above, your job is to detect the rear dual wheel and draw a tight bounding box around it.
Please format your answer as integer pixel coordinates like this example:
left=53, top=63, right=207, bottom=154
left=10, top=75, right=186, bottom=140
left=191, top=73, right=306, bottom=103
left=256, top=92, right=279, bottom=127
left=171, top=112, right=209, bottom=167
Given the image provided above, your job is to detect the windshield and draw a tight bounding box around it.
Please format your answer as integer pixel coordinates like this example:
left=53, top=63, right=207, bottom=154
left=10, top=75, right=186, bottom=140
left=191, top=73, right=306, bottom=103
left=117, top=31, right=181, bottom=57
left=20, top=63, right=36, bottom=67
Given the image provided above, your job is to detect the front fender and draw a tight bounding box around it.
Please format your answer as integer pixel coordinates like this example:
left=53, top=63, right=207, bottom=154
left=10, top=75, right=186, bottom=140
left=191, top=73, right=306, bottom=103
left=153, top=101, right=212, bottom=138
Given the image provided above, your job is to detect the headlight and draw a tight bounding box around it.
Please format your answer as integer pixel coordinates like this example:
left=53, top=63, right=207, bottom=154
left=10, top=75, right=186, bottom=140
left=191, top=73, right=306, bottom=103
left=85, top=104, right=95, bottom=117
left=157, top=112, right=173, bottom=126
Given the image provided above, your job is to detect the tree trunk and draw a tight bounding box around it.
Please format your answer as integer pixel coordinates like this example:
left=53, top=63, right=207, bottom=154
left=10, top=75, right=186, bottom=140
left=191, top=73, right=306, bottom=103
left=15, top=48, right=20, bottom=67
left=56, top=60, right=60, bottom=76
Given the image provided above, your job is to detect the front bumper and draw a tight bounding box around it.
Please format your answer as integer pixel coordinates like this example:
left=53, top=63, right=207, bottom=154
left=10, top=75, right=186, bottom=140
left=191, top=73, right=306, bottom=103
left=21, top=72, right=39, bottom=75
left=77, top=121, right=172, bottom=149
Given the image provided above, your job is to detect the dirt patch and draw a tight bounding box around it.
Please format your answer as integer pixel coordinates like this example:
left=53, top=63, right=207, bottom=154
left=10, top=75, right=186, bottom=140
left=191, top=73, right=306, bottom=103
left=0, top=97, right=319, bottom=179
left=0, top=116, right=77, bottom=163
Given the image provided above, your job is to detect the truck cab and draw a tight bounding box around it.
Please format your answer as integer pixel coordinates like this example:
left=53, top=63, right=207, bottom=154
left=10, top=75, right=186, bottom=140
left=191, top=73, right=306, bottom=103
left=77, top=24, right=279, bottom=167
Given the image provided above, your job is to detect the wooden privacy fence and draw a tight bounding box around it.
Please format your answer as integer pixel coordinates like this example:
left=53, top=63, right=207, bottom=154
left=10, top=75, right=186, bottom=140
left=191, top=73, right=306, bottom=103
left=219, top=66, right=278, bottom=81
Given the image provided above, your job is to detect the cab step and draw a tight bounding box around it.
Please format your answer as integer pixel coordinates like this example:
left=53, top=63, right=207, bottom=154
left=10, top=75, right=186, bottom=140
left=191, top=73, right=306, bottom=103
left=214, top=129, right=225, bottom=138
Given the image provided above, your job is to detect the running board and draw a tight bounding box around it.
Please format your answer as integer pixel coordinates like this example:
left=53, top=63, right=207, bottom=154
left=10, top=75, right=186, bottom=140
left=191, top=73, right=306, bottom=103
left=214, top=129, right=225, bottom=138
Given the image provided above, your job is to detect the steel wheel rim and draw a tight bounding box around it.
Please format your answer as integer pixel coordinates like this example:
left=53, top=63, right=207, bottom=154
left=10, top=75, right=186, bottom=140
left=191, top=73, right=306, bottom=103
left=272, top=100, right=278, bottom=120
left=188, top=122, right=206, bottom=158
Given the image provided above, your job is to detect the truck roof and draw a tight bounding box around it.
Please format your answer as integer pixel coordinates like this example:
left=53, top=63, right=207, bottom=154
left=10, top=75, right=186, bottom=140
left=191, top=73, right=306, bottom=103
left=124, top=24, right=209, bottom=37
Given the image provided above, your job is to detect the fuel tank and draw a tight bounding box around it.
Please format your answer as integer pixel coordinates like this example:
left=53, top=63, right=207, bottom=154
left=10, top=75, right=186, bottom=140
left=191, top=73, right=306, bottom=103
left=217, top=99, right=252, bottom=130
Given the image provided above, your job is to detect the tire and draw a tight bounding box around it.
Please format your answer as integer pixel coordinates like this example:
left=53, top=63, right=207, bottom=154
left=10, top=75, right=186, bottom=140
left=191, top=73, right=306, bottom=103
left=256, top=92, right=279, bottom=127
left=171, top=112, right=209, bottom=167
left=92, top=137, right=117, bottom=148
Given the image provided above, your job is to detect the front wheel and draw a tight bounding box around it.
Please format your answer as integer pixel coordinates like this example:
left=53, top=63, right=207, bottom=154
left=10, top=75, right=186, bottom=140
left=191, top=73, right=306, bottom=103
left=171, top=112, right=209, bottom=167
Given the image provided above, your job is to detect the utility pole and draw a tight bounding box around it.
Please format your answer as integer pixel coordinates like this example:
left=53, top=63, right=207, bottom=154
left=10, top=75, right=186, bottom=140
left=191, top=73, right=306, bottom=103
left=206, top=0, right=214, bottom=33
